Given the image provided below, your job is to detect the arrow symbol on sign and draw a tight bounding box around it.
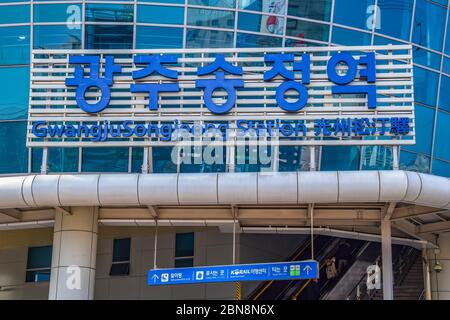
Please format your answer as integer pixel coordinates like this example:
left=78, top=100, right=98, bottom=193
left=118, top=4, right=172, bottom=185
left=152, top=274, right=159, bottom=283
left=303, top=265, right=312, bottom=275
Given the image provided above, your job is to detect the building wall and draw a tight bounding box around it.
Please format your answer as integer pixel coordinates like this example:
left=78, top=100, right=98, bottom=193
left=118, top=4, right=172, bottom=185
left=0, top=226, right=303, bottom=300
left=0, top=0, right=448, bottom=177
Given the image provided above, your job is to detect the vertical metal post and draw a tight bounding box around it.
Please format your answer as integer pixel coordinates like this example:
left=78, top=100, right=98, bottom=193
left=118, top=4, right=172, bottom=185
left=422, top=247, right=432, bottom=300
left=142, top=147, right=149, bottom=173
left=381, top=219, right=394, bottom=300
left=309, top=146, right=316, bottom=171
left=40, top=147, right=48, bottom=174
left=309, top=203, right=314, bottom=260
left=392, top=145, right=399, bottom=170
left=153, top=220, right=158, bottom=269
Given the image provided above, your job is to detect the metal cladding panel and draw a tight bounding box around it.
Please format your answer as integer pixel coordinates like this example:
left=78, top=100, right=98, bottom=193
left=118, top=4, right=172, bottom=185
left=31, top=175, right=61, bottom=207
left=22, top=175, right=37, bottom=207
left=258, top=172, right=297, bottom=204
left=415, top=173, right=450, bottom=208
left=138, top=173, right=178, bottom=205
left=298, top=171, right=338, bottom=203
left=0, top=176, right=29, bottom=209
left=178, top=173, right=218, bottom=205
left=338, top=171, right=380, bottom=202
left=217, top=172, right=257, bottom=204
left=58, top=174, right=100, bottom=206
left=98, top=174, right=139, bottom=206
left=403, top=171, right=422, bottom=202
left=379, top=170, right=408, bottom=201
left=27, top=45, right=415, bottom=148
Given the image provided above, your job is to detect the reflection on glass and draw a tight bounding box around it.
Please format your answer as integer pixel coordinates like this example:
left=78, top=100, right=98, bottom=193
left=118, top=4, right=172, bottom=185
left=85, top=25, right=133, bottom=49
left=412, top=0, right=446, bottom=51
left=361, top=146, right=392, bottom=170
left=439, top=75, right=450, bottom=113
left=331, top=26, right=371, bottom=46
left=34, top=3, right=81, bottom=23
left=180, top=147, right=226, bottom=173
left=189, top=0, right=235, bottom=8
left=131, top=148, right=143, bottom=173
left=413, top=46, right=441, bottom=71
left=82, top=147, right=129, bottom=172
left=287, top=0, right=331, bottom=22
left=187, top=8, right=235, bottom=29
left=34, top=25, right=81, bottom=49
left=235, top=146, right=273, bottom=172
left=85, top=3, right=133, bottom=22
left=186, top=29, right=233, bottom=48
left=238, top=12, right=285, bottom=35
left=48, top=148, right=79, bottom=172
left=0, top=26, right=30, bottom=65
left=136, top=26, right=183, bottom=49
left=0, top=121, right=28, bottom=174
left=239, top=0, right=286, bottom=16
left=152, top=147, right=177, bottom=173
left=286, top=18, right=329, bottom=42
left=0, top=67, right=29, bottom=120
left=432, top=159, right=450, bottom=178
left=400, top=151, right=430, bottom=173
left=334, top=0, right=374, bottom=30
left=320, top=146, right=360, bottom=170
left=377, top=0, right=413, bottom=41
left=236, top=32, right=282, bottom=47
left=413, top=66, right=438, bottom=107
left=403, top=105, right=434, bottom=155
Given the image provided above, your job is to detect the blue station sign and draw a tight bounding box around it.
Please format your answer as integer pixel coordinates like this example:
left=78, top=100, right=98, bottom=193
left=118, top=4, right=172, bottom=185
left=147, top=260, right=319, bottom=286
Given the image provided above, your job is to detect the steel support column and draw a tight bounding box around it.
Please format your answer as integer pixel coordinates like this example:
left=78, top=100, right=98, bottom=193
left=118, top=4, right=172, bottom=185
left=381, top=219, right=394, bottom=300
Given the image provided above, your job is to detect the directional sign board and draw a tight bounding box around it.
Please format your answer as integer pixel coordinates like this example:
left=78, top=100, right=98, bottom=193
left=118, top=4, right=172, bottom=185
left=148, top=260, right=318, bottom=286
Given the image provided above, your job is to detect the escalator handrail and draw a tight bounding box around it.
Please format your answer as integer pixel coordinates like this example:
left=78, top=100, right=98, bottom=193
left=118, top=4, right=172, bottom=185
left=250, top=236, right=314, bottom=300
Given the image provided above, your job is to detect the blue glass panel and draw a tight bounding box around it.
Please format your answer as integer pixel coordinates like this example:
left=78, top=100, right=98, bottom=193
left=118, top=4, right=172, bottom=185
left=189, top=0, right=235, bottom=8
left=403, top=105, right=434, bottom=154
left=187, top=8, right=235, bottom=29
left=432, top=159, right=450, bottom=178
left=446, top=11, right=450, bottom=55
left=31, top=148, right=43, bottom=173
left=186, top=28, right=233, bottom=48
left=131, top=147, right=143, bottom=173
left=377, top=0, right=413, bottom=41
left=34, top=25, right=81, bottom=49
left=413, top=46, right=441, bottom=71
left=239, top=0, right=286, bottom=15
left=140, top=0, right=184, bottom=3
left=86, top=3, right=133, bottom=22
left=438, top=75, right=450, bottom=112
left=320, top=146, right=360, bottom=171
left=412, top=0, right=446, bottom=51
left=331, top=27, right=371, bottom=46
left=333, top=0, right=374, bottom=30
left=0, top=67, right=29, bottom=120
left=136, top=26, right=183, bottom=49
left=137, top=5, right=184, bottom=24
left=34, top=3, right=81, bottom=23
left=0, top=26, right=30, bottom=65
left=238, top=12, right=285, bottom=35
left=361, top=146, right=393, bottom=170
left=286, top=18, right=329, bottom=42
left=0, top=121, right=28, bottom=174
left=27, top=246, right=52, bottom=269
left=288, top=0, right=331, bottom=21
left=413, top=66, right=438, bottom=107
left=373, top=35, right=403, bottom=45
left=48, top=148, right=79, bottom=172
left=82, top=147, right=129, bottom=172
left=0, top=5, right=30, bottom=24
left=443, top=57, right=450, bottom=75
left=175, top=232, right=194, bottom=257
left=85, top=25, right=133, bottom=49
left=152, top=147, right=177, bottom=173
left=434, top=111, right=450, bottom=161
left=399, top=150, right=430, bottom=173
left=236, top=32, right=282, bottom=47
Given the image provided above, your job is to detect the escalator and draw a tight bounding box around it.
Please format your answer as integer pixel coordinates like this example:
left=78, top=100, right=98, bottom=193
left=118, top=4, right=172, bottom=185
left=248, top=236, right=371, bottom=300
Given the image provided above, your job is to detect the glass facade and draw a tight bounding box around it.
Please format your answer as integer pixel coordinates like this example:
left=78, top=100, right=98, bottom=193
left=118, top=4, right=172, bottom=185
left=0, top=0, right=448, bottom=177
